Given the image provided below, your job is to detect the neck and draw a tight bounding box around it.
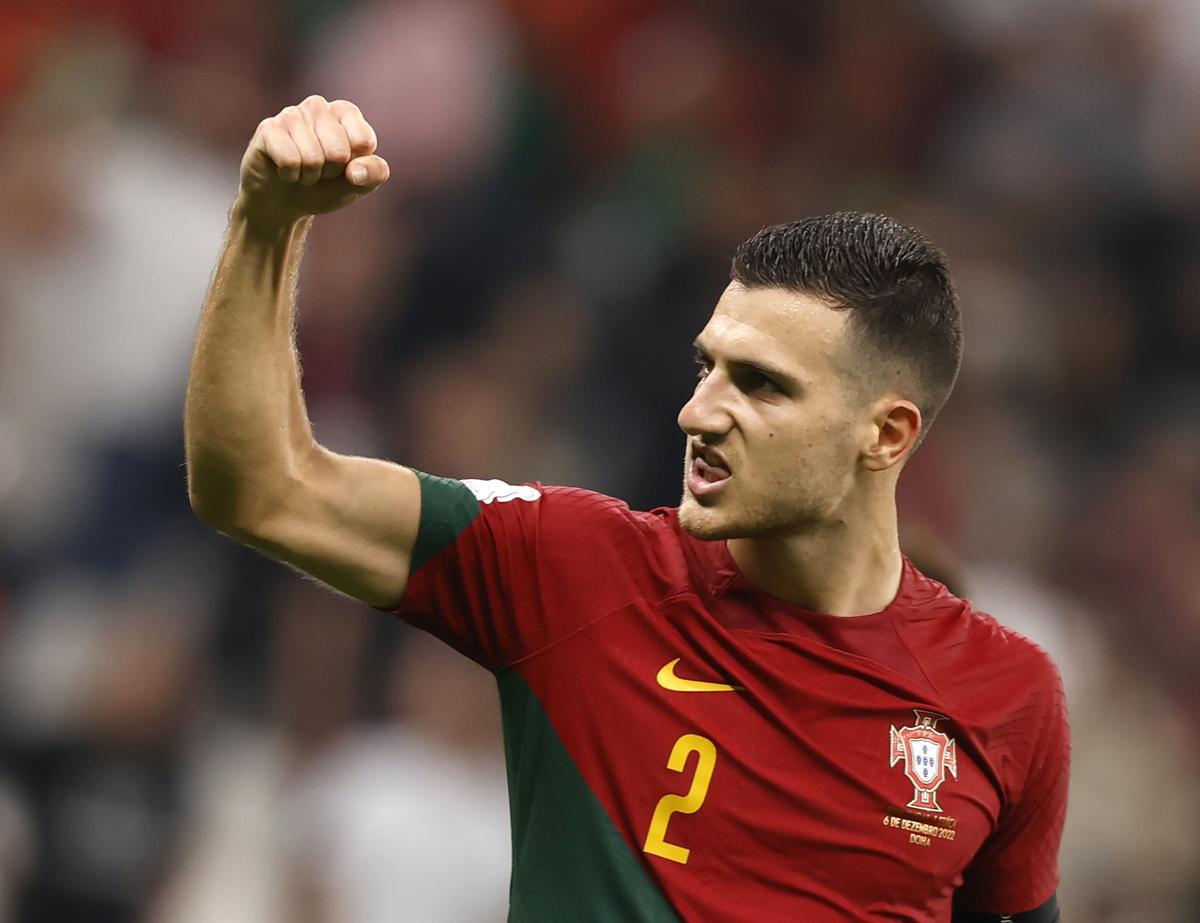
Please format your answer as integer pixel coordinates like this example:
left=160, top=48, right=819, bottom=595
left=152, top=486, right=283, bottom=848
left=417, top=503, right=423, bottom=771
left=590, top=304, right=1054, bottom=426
left=726, top=494, right=903, bottom=617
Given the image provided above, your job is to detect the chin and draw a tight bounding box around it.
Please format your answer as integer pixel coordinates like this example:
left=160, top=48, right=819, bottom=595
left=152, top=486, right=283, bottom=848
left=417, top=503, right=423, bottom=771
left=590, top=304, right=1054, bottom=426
left=679, top=490, right=814, bottom=541
left=678, top=496, right=741, bottom=541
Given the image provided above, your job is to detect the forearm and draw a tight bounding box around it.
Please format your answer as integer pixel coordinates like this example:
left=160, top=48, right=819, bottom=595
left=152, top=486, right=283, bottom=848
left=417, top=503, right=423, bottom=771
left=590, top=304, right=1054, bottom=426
left=184, top=202, right=316, bottom=528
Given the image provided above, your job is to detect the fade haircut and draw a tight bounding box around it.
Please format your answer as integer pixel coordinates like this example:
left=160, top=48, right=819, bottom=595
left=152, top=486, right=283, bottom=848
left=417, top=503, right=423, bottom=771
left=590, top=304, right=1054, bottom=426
left=730, top=212, right=963, bottom=428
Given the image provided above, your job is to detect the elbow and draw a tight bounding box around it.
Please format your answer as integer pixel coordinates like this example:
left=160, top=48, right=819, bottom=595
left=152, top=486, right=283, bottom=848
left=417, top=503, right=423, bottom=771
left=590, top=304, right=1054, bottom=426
left=187, top=479, right=240, bottom=534
left=185, top=445, right=241, bottom=531
left=186, top=443, right=321, bottom=539
left=187, top=469, right=268, bottom=538
left=187, top=464, right=302, bottom=543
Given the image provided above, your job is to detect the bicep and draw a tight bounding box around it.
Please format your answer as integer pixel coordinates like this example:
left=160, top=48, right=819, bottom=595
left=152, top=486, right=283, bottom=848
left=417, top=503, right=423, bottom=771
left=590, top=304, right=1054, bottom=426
left=232, top=448, right=421, bottom=608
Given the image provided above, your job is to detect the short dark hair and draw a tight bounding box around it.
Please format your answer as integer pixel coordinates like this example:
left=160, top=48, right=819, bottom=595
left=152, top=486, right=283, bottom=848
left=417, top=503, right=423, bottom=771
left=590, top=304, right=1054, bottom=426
left=730, top=212, right=962, bottom=427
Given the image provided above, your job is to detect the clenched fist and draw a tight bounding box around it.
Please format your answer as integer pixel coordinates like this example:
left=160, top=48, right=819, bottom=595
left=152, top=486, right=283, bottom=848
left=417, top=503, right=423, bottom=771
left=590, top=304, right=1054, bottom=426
left=237, top=95, right=390, bottom=227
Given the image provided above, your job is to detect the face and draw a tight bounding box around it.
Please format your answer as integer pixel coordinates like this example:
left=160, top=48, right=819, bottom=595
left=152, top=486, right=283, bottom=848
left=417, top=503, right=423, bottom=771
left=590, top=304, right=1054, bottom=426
left=677, top=282, right=871, bottom=540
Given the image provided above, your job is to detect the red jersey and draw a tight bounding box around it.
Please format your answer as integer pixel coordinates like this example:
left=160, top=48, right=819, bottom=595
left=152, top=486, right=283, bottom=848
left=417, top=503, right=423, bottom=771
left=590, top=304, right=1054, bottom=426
left=391, top=474, right=1069, bottom=922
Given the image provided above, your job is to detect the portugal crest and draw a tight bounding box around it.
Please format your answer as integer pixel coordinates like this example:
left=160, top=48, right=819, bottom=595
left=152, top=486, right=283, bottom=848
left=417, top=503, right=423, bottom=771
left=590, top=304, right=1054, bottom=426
left=889, top=710, right=958, bottom=813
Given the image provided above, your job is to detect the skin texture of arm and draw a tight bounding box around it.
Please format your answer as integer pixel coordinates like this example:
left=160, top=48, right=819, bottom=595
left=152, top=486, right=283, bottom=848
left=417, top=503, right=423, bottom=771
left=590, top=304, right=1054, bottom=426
left=184, top=97, right=419, bottom=609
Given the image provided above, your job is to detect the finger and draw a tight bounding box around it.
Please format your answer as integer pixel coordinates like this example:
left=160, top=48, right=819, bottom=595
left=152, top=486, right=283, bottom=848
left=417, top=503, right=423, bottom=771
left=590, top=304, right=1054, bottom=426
left=311, top=108, right=351, bottom=181
left=331, top=99, right=377, bottom=157
left=259, top=121, right=303, bottom=184
left=297, top=95, right=349, bottom=180
left=281, top=106, right=325, bottom=187
left=344, top=154, right=390, bottom=190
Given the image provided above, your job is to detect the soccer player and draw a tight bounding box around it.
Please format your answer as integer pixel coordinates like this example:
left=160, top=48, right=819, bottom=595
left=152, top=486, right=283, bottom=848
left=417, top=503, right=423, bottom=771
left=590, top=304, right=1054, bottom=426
left=185, top=96, right=1068, bottom=922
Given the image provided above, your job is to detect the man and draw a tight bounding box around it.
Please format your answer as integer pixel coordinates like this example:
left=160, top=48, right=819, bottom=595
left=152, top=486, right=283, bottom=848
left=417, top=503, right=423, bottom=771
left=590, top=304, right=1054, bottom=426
left=185, top=96, right=1067, bottom=922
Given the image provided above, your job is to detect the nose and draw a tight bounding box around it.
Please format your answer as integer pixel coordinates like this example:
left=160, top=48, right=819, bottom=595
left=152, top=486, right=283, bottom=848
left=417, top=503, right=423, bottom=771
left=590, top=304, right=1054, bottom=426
left=677, top=371, right=734, bottom=438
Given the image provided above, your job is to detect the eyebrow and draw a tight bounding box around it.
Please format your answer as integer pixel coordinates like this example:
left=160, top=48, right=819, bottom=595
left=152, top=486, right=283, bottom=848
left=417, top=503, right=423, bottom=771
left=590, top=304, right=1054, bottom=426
left=692, top=339, right=802, bottom=390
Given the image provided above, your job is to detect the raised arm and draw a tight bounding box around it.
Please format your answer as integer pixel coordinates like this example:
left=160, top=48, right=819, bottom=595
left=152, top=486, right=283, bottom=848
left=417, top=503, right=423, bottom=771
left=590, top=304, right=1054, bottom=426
left=185, top=95, right=419, bottom=608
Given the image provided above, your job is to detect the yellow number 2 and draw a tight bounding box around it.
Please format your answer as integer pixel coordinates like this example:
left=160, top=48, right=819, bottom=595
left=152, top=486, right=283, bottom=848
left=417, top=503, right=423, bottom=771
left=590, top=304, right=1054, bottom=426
left=642, top=734, right=718, bottom=865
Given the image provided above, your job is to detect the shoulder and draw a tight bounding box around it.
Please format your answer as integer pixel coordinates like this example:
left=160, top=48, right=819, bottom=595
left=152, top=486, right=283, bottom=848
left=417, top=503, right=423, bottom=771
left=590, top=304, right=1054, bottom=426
left=961, top=607, right=1065, bottom=703
left=469, top=480, right=678, bottom=545
left=904, top=565, right=1064, bottom=700
left=917, top=594, right=1070, bottom=815
left=903, top=569, right=1067, bottom=744
left=433, top=475, right=657, bottom=528
left=534, top=486, right=690, bottom=583
left=961, top=605, right=1062, bottom=680
left=414, top=474, right=648, bottom=545
left=416, top=473, right=692, bottom=591
left=910, top=580, right=1069, bottom=791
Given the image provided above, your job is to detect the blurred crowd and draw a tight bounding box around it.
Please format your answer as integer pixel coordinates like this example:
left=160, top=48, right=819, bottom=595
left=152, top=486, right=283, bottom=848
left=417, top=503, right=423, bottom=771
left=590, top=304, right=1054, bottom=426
left=1, top=0, right=1198, bottom=920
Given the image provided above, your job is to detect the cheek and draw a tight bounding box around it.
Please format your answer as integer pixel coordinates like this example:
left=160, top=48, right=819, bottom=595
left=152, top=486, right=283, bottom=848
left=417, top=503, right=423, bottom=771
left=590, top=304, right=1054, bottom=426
left=788, top=418, right=855, bottom=472
left=757, top=430, right=814, bottom=477
left=747, top=406, right=849, bottom=473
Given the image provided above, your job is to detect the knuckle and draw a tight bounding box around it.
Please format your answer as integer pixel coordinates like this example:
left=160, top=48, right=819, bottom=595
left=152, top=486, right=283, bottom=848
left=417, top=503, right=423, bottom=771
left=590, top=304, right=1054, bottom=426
left=332, top=98, right=362, bottom=115
left=300, top=93, right=328, bottom=110
left=326, top=129, right=352, bottom=156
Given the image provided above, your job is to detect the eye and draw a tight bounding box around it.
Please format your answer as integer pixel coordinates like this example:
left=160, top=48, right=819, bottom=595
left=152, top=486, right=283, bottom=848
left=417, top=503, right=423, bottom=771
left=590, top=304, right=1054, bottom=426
left=734, top=367, right=782, bottom=394
left=692, top=353, right=712, bottom=381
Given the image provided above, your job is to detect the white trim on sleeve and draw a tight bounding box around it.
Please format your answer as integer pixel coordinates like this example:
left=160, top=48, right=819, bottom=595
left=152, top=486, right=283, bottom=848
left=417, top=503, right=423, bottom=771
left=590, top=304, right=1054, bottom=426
left=461, top=479, right=542, bottom=505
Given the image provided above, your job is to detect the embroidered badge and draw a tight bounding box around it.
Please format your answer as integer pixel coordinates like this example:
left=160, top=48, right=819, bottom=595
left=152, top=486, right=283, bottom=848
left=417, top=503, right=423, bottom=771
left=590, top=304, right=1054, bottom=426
left=889, top=709, right=958, bottom=813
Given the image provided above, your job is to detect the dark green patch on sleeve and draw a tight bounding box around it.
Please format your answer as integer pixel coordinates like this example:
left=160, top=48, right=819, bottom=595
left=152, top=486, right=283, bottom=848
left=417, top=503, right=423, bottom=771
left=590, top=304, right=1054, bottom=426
left=410, top=471, right=482, bottom=573
left=498, top=669, right=680, bottom=923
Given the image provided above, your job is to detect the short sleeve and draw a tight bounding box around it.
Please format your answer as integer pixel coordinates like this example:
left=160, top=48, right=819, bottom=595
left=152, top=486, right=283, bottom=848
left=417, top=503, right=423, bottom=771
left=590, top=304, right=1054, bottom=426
left=954, top=656, right=1071, bottom=915
left=388, top=472, right=658, bottom=671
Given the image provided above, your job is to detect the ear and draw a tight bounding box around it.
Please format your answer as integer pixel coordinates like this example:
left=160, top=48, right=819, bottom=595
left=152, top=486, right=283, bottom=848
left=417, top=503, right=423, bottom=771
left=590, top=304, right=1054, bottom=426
left=862, top=398, right=922, bottom=471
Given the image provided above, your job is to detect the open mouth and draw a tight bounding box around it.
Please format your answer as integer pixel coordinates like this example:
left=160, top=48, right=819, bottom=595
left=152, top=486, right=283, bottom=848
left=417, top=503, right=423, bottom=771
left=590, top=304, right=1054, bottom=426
left=688, top=451, right=732, bottom=498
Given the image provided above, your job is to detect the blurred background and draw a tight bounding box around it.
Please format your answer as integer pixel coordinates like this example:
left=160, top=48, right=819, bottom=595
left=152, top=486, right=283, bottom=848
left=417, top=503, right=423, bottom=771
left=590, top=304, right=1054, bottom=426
left=1, top=0, right=1198, bottom=920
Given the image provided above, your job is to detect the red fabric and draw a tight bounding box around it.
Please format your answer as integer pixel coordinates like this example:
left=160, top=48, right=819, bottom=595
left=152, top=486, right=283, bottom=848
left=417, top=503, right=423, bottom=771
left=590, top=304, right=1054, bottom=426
left=396, top=484, right=1069, bottom=921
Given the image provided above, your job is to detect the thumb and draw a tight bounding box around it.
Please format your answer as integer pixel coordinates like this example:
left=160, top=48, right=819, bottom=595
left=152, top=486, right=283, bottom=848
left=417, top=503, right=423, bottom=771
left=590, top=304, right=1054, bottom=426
left=345, top=154, right=390, bottom=189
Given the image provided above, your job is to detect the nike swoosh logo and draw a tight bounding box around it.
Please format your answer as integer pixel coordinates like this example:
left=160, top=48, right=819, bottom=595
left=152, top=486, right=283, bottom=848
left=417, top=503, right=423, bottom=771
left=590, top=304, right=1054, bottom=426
left=656, top=658, right=742, bottom=693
